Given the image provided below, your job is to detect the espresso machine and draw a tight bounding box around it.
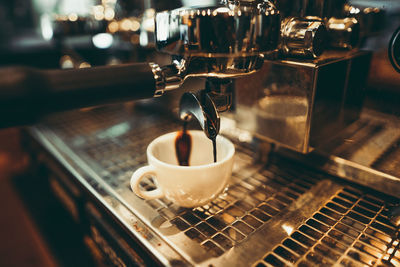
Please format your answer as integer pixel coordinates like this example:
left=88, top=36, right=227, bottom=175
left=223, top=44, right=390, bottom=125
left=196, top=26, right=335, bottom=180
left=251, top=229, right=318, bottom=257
left=11, top=0, right=400, bottom=266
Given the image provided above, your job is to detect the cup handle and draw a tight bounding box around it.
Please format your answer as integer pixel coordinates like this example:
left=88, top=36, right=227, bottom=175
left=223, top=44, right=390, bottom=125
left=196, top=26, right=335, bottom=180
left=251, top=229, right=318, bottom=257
left=130, top=165, right=164, bottom=200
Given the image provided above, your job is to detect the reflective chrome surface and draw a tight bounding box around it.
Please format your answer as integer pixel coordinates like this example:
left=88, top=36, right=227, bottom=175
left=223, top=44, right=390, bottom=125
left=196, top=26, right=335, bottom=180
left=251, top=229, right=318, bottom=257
left=153, top=1, right=281, bottom=136
left=326, top=17, right=360, bottom=49
left=274, top=0, right=384, bottom=52
left=278, top=108, right=400, bottom=198
left=280, top=17, right=326, bottom=58
left=155, top=1, right=280, bottom=77
left=20, top=1, right=400, bottom=266
left=156, top=1, right=280, bottom=56
left=343, top=4, right=385, bottom=39
left=234, top=50, right=371, bottom=153
left=179, top=92, right=220, bottom=139
left=26, top=105, right=400, bottom=266
left=178, top=78, right=235, bottom=138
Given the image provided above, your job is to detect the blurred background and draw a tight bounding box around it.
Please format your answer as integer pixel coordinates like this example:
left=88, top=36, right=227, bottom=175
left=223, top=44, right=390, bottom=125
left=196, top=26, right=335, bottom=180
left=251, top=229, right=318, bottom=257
left=0, top=1, right=187, bottom=266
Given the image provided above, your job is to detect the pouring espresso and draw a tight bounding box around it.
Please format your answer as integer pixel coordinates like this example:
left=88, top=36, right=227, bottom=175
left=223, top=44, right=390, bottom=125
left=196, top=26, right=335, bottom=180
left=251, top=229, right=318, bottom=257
left=175, top=117, right=218, bottom=166
left=175, top=118, right=192, bottom=166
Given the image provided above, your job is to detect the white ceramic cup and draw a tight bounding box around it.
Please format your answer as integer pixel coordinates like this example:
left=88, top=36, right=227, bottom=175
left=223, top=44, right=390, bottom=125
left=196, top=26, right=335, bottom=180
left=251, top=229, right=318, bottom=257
left=130, top=130, right=235, bottom=208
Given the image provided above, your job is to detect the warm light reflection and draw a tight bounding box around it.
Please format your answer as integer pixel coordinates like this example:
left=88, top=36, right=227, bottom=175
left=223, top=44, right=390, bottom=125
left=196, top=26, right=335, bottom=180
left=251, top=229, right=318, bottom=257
left=95, top=13, right=104, bottom=20
left=146, top=8, right=155, bottom=17
left=104, top=7, right=115, bottom=20
left=364, top=246, right=382, bottom=259
left=238, top=132, right=252, bottom=143
left=282, top=224, right=294, bottom=235
left=93, top=5, right=104, bottom=13
left=60, top=56, right=74, bottom=69
left=131, top=20, right=140, bottom=32
left=142, top=17, right=154, bottom=32
left=130, top=34, right=140, bottom=44
left=79, top=62, right=91, bottom=68
left=391, top=258, right=400, bottom=266
left=214, top=7, right=230, bottom=14
left=68, top=13, right=78, bottom=22
left=93, top=5, right=105, bottom=20
left=349, top=6, right=360, bottom=14
left=102, top=0, right=117, bottom=5
left=120, top=19, right=132, bottom=31
left=370, top=239, right=386, bottom=251
left=330, top=23, right=346, bottom=30
left=364, top=7, right=375, bottom=14
left=117, top=203, right=135, bottom=220
left=108, top=21, right=119, bottom=33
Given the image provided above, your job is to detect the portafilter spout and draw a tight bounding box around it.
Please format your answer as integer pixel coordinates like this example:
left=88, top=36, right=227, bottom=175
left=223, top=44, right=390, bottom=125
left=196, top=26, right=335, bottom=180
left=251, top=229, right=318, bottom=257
left=178, top=78, right=232, bottom=138
left=179, top=92, right=220, bottom=140
left=164, top=0, right=280, bottom=137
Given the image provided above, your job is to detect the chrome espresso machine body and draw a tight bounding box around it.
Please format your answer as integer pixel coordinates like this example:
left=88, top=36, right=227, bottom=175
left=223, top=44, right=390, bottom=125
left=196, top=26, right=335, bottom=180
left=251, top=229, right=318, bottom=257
left=20, top=0, right=400, bottom=266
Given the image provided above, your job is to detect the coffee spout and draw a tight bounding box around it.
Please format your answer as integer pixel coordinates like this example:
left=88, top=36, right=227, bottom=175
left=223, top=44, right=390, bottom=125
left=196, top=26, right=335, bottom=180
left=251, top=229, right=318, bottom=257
left=179, top=92, right=220, bottom=140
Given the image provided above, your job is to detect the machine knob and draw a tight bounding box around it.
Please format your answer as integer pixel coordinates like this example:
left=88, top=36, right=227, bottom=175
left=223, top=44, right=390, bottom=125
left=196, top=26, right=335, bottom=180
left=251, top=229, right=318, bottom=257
left=326, top=17, right=360, bottom=49
left=280, top=17, right=327, bottom=59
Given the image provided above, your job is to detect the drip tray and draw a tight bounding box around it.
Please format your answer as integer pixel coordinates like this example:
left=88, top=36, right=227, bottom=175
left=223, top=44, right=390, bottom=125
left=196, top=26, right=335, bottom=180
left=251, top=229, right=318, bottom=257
left=29, top=106, right=400, bottom=266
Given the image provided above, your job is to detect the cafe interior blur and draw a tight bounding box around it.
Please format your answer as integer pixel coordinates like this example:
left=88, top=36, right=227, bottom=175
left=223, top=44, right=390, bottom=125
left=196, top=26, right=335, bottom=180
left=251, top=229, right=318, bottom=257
left=1, top=0, right=400, bottom=266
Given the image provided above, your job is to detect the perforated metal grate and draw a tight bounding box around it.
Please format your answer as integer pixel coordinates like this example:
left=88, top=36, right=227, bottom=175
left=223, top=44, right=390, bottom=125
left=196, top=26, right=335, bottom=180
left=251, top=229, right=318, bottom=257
left=256, top=188, right=400, bottom=267
left=83, top=118, right=180, bottom=189
left=135, top=154, right=320, bottom=257
left=38, top=106, right=400, bottom=266
left=43, top=107, right=322, bottom=256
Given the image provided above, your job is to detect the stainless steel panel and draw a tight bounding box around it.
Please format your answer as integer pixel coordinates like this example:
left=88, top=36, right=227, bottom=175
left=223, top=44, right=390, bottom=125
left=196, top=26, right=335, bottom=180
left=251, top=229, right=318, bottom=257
left=234, top=50, right=371, bottom=153
left=278, top=108, right=400, bottom=198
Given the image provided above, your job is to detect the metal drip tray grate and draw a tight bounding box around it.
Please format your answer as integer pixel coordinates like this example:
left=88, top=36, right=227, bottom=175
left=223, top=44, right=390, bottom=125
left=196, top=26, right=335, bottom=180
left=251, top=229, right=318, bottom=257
left=32, top=106, right=400, bottom=266
left=258, top=188, right=400, bottom=267
left=139, top=158, right=320, bottom=257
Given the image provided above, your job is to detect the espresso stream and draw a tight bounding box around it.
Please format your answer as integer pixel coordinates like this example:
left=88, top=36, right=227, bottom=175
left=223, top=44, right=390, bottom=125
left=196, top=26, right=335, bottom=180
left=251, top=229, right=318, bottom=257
left=175, top=120, right=191, bottom=166
left=175, top=121, right=217, bottom=166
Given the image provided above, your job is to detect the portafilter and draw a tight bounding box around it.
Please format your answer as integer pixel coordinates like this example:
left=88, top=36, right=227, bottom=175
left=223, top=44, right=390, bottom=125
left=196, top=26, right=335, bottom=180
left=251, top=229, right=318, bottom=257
left=0, top=0, right=280, bottom=131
